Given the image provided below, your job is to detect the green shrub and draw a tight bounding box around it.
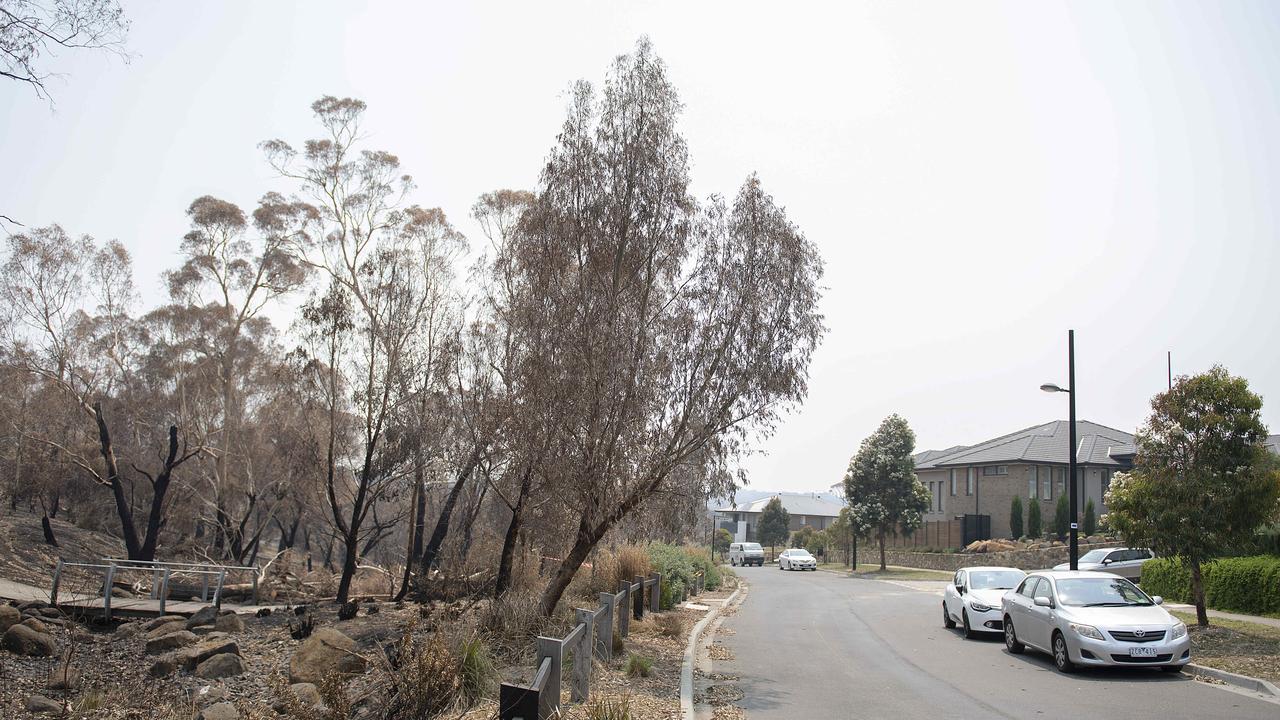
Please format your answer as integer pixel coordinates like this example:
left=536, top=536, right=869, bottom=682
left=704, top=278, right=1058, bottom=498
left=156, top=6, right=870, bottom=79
left=1010, top=496, right=1023, bottom=539
left=625, top=653, right=653, bottom=678
left=457, top=635, right=495, bottom=705
left=1083, top=498, right=1096, bottom=536
left=1141, top=555, right=1280, bottom=616
left=647, top=543, right=724, bottom=606
left=681, top=546, right=723, bottom=591
left=1027, top=499, right=1042, bottom=539
left=1053, top=495, right=1070, bottom=540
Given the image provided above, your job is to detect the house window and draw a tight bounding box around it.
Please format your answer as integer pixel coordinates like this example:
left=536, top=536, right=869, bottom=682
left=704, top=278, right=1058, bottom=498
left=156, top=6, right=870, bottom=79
left=982, top=465, right=1007, bottom=476
left=1041, top=470, right=1052, bottom=500
left=1057, top=468, right=1067, bottom=496
left=936, top=483, right=943, bottom=512
left=1028, top=466, right=1038, bottom=499
left=966, top=468, right=975, bottom=496
left=950, top=469, right=957, bottom=496
left=1101, top=470, right=1113, bottom=499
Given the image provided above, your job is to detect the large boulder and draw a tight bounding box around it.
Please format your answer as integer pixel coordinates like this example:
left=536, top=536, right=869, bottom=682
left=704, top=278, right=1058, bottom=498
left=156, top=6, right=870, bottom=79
left=21, top=617, right=50, bottom=634
left=25, top=695, right=62, bottom=714
left=144, top=615, right=188, bottom=631
left=197, top=702, right=239, bottom=720
left=182, top=638, right=241, bottom=670
left=3, top=624, right=56, bottom=656
left=146, top=620, right=188, bottom=639
left=195, top=652, right=246, bottom=679
left=185, top=606, right=219, bottom=630
left=289, top=627, right=366, bottom=684
left=0, top=605, right=20, bottom=632
left=215, top=613, right=245, bottom=633
left=145, top=630, right=197, bottom=655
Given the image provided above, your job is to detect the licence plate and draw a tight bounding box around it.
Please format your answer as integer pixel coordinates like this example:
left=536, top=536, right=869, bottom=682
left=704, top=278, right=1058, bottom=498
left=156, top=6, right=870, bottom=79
left=1129, top=646, right=1158, bottom=658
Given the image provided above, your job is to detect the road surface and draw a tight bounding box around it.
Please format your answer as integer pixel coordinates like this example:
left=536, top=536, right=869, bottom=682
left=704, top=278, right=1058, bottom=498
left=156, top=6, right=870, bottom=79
left=705, top=565, right=1278, bottom=719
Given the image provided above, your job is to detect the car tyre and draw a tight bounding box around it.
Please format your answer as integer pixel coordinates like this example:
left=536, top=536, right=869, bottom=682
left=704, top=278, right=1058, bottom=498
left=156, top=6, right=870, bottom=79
left=962, top=610, right=977, bottom=639
left=1161, top=665, right=1184, bottom=674
left=1052, top=632, right=1077, bottom=673
left=943, top=603, right=956, bottom=629
left=1004, top=616, right=1024, bottom=654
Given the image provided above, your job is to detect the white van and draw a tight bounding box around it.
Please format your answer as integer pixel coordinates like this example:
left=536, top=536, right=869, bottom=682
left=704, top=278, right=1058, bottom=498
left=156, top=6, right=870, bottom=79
left=729, top=542, right=765, bottom=567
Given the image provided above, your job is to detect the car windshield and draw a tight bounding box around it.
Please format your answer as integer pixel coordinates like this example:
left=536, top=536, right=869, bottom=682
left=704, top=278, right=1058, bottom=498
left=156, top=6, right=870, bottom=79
left=1078, top=549, right=1112, bottom=563
left=967, top=570, right=1026, bottom=590
left=743, top=543, right=762, bottom=551
left=1055, top=577, right=1153, bottom=607
left=790, top=550, right=813, bottom=558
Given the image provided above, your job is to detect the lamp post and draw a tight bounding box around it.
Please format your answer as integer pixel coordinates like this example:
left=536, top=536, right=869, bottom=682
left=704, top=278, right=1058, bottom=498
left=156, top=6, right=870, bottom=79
left=1040, top=329, right=1079, bottom=570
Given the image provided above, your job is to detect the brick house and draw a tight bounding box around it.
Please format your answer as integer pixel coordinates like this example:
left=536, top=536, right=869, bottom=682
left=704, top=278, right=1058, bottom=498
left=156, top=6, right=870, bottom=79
left=713, top=492, right=846, bottom=543
left=914, top=420, right=1135, bottom=541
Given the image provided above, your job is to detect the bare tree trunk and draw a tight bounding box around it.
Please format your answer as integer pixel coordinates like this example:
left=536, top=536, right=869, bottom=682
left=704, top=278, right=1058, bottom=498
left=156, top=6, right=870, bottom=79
left=419, top=447, right=483, bottom=575
left=494, top=466, right=533, bottom=598
left=94, top=402, right=142, bottom=559
left=878, top=528, right=887, bottom=571
left=137, top=426, right=182, bottom=562
left=394, top=476, right=422, bottom=602
left=1189, top=556, right=1209, bottom=627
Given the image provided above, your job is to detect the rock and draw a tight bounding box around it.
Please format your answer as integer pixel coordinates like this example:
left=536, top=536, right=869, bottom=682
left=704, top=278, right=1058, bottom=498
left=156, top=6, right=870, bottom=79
left=191, top=624, right=217, bottom=636
left=206, top=632, right=229, bottom=641
left=145, top=615, right=188, bottom=631
left=47, top=666, right=81, bottom=690
left=182, top=638, right=241, bottom=670
left=195, top=685, right=229, bottom=705
left=37, top=607, right=62, bottom=619
left=147, top=620, right=188, bottom=639
left=289, top=627, right=366, bottom=684
left=3, top=624, right=56, bottom=656
left=115, top=621, right=146, bottom=638
left=197, top=701, right=240, bottom=720
left=21, top=618, right=50, bottom=634
left=149, top=655, right=180, bottom=677
left=273, top=682, right=326, bottom=713
left=214, top=613, right=244, bottom=633
left=196, top=652, right=246, bottom=679
left=25, top=695, right=62, bottom=714
left=186, top=606, right=219, bottom=629
left=145, top=630, right=197, bottom=655
left=0, top=605, right=20, bottom=632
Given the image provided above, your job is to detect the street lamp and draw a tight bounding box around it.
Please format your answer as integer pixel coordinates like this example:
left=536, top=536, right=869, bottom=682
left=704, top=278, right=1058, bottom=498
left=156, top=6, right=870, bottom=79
left=1041, top=329, right=1079, bottom=571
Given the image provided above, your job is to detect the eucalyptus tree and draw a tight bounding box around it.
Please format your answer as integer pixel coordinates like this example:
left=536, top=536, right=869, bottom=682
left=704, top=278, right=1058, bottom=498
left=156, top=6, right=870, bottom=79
left=844, top=415, right=930, bottom=571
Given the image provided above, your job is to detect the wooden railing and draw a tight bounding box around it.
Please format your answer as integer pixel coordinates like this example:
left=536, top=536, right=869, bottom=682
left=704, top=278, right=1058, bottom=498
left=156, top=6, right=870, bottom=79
left=50, top=558, right=260, bottom=620
left=499, top=570, right=707, bottom=720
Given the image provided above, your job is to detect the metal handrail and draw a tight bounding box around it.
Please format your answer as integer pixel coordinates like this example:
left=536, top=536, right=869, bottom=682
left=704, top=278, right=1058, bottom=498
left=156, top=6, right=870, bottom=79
left=50, top=557, right=261, bottom=619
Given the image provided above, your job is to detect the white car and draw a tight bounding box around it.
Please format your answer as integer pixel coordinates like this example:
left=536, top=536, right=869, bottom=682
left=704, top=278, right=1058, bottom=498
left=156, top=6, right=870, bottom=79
left=1002, top=570, right=1191, bottom=673
left=779, top=548, right=817, bottom=571
left=1053, top=548, right=1154, bottom=583
left=943, top=566, right=1027, bottom=638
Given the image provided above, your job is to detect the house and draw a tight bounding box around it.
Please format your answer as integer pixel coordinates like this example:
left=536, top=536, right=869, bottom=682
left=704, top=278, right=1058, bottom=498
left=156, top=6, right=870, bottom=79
left=713, top=492, right=846, bottom=543
left=913, top=420, right=1135, bottom=540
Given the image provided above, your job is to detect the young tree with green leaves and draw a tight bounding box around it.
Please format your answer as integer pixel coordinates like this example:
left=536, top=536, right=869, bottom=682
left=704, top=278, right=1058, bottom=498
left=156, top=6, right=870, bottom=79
left=1027, top=499, right=1042, bottom=539
left=1083, top=498, right=1097, bottom=536
left=844, top=415, right=930, bottom=570
left=1010, top=496, right=1024, bottom=539
left=713, top=527, right=733, bottom=556
left=1107, top=366, right=1280, bottom=626
left=1054, top=494, right=1070, bottom=540
left=827, top=507, right=855, bottom=566
left=757, top=497, right=791, bottom=559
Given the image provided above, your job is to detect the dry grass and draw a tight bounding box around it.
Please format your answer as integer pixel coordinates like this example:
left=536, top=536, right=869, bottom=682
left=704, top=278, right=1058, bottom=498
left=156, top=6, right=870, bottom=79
left=614, top=546, right=653, bottom=589
left=654, top=612, right=687, bottom=639
left=1171, top=611, right=1280, bottom=683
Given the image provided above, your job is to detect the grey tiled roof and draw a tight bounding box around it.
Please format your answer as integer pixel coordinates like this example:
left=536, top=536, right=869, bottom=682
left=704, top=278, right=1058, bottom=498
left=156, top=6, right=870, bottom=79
left=914, top=421, right=1135, bottom=469
left=714, top=492, right=846, bottom=518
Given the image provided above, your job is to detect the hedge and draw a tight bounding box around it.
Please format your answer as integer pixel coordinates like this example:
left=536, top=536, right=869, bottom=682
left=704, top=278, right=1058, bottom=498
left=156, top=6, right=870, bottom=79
left=1140, top=555, right=1280, bottom=616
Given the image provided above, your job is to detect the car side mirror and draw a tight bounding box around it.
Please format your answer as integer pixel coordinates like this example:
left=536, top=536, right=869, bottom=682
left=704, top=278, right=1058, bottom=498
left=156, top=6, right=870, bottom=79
left=1101, top=558, right=1112, bottom=565
left=1033, top=596, right=1053, bottom=608
left=1152, top=596, right=1163, bottom=605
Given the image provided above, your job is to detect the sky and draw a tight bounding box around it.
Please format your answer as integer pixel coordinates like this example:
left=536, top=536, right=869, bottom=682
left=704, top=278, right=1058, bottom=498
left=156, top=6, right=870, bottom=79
left=3, top=1, right=1279, bottom=495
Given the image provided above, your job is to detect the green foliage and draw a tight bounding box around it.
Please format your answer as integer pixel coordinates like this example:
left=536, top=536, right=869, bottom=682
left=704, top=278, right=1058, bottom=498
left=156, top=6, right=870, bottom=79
left=844, top=415, right=930, bottom=553
left=1053, top=494, right=1070, bottom=540
left=1083, top=498, right=1096, bottom=536
left=625, top=654, right=653, bottom=678
left=1027, top=499, right=1042, bottom=539
left=1010, top=496, right=1024, bottom=539
left=713, top=528, right=733, bottom=555
left=1107, top=366, right=1280, bottom=621
left=826, top=507, right=854, bottom=564
left=647, top=544, right=723, bottom=607
left=457, top=635, right=495, bottom=705
left=682, top=545, right=723, bottom=591
left=791, top=525, right=817, bottom=552
left=1142, top=556, right=1280, bottom=616
left=757, top=497, right=791, bottom=552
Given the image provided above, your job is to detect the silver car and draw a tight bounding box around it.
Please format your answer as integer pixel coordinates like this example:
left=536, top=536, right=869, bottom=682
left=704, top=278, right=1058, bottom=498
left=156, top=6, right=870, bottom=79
left=779, top=548, right=817, bottom=571
left=1002, top=571, right=1191, bottom=673
left=1053, top=547, right=1154, bottom=582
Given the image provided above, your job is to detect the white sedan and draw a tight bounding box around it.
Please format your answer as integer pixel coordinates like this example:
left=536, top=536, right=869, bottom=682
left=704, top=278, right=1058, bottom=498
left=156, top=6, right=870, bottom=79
left=779, top=548, right=817, bottom=571
left=943, top=566, right=1027, bottom=638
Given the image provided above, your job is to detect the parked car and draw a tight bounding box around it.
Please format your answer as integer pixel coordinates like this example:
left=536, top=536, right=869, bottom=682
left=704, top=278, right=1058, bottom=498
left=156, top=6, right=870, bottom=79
left=728, top=542, right=765, bottom=567
left=943, top=566, right=1027, bottom=638
left=1002, top=570, right=1190, bottom=673
left=779, top=548, right=817, bottom=571
left=1053, top=547, right=1154, bottom=582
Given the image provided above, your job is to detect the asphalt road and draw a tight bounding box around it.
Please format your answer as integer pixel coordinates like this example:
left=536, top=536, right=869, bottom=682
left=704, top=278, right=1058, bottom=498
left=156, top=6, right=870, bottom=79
left=709, top=565, right=1279, bottom=719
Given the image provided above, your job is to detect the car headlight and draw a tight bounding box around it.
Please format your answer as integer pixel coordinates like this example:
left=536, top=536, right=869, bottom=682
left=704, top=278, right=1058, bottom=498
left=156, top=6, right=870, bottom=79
left=968, top=602, right=994, bottom=613
left=1069, top=623, right=1105, bottom=640
left=1170, top=622, right=1187, bottom=640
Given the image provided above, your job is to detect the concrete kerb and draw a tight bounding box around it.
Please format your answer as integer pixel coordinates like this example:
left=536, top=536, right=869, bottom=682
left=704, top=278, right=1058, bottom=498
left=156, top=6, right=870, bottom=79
left=1187, top=663, right=1280, bottom=701
left=680, top=583, right=745, bottom=720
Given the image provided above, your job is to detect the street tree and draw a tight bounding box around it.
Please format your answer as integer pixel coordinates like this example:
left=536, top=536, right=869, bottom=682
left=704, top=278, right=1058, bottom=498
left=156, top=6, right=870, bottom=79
left=1106, top=365, right=1280, bottom=626
left=1083, top=498, right=1096, bottom=536
left=756, top=497, right=790, bottom=558
left=713, top=527, right=732, bottom=556
left=843, top=415, right=930, bottom=570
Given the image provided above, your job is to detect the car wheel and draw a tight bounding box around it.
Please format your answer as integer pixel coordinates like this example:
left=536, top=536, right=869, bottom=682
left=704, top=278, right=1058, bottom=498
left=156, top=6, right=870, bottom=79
left=1161, top=665, right=1184, bottom=674
left=1052, top=632, right=1077, bottom=673
left=1004, top=616, right=1024, bottom=654
left=943, top=603, right=956, bottom=629
left=962, top=610, right=977, bottom=639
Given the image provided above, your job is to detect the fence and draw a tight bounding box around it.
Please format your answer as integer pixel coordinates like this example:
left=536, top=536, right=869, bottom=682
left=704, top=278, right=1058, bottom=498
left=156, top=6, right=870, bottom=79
left=499, top=570, right=707, bottom=720
left=50, top=558, right=260, bottom=620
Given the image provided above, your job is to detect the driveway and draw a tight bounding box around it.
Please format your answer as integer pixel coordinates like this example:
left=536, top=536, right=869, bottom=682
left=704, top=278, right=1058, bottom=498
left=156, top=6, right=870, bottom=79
left=704, top=565, right=1278, bottom=719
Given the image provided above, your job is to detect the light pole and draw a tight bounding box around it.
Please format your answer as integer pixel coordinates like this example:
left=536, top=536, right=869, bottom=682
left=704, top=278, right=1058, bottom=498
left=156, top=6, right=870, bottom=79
left=1040, top=329, right=1079, bottom=570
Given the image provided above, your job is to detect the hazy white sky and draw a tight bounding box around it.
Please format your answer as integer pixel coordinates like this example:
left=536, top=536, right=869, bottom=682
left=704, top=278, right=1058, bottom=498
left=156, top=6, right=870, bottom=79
left=4, top=1, right=1278, bottom=494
